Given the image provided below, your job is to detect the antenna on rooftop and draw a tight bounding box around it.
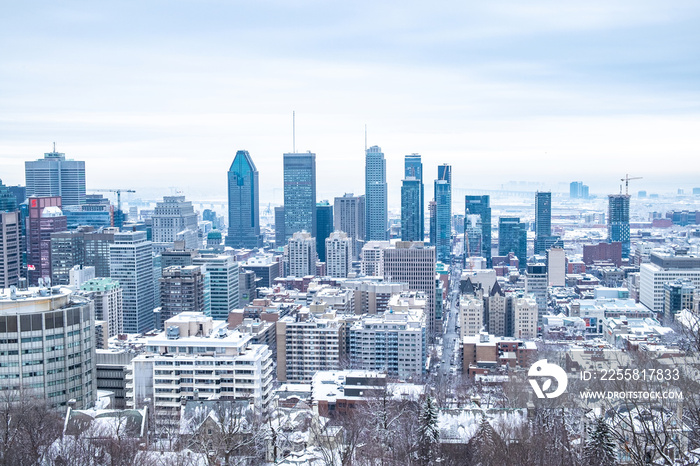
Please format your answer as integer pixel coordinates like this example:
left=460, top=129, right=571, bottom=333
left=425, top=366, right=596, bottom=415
left=53, top=142, right=56, bottom=153
left=293, top=111, right=296, bottom=153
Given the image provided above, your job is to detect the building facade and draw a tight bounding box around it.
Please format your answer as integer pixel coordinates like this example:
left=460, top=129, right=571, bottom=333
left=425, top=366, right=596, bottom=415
left=152, top=196, right=199, bottom=251
left=434, top=164, right=452, bottom=262
left=226, top=150, right=262, bottom=248
left=315, top=201, right=333, bottom=262
left=465, top=195, right=492, bottom=266
left=27, top=197, right=66, bottom=285
left=498, top=217, right=527, bottom=270
left=192, top=254, right=239, bottom=320
left=283, top=152, right=316, bottom=240
left=365, top=145, right=388, bottom=241
left=334, top=193, right=365, bottom=260
left=0, top=211, right=20, bottom=288
left=404, top=154, right=424, bottom=240
left=326, top=231, right=352, bottom=278
left=608, top=194, right=631, bottom=259
left=286, top=231, right=316, bottom=278
left=80, top=277, right=123, bottom=338
left=25, top=149, right=86, bottom=206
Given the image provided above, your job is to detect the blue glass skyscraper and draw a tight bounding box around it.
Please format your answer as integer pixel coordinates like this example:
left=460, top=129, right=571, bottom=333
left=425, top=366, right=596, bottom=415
left=365, top=146, right=387, bottom=241
left=401, top=177, right=422, bottom=242
left=434, top=164, right=452, bottom=261
left=315, top=201, right=333, bottom=262
left=465, top=195, right=492, bottom=266
left=404, top=154, right=424, bottom=239
left=284, top=152, right=316, bottom=240
left=608, top=194, right=630, bottom=258
left=498, top=217, right=527, bottom=270
left=226, top=150, right=262, bottom=248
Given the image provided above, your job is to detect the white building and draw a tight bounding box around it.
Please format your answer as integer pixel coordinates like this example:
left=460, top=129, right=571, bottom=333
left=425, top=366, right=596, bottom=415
left=125, top=312, right=274, bottom=424
left=640, top=251, right=700, bottom=313
left=0, top=211, right=20, bottom=288
left=547, top=247, right=566, bottom=287
left=342, top=278, right=408, bottom=314
left=193, top=253, right=239, bottom=320
left=152, top=195, right=199, bottom=252
left=460, top=293, right=484, bottom=339
left=109, top=231, right=155, bottom=334
left=349, top=302, right=425, bottom=378
left=80, top=277, right=123, bottom=338
left=0, top=286, right=96, bottom=408
left=513, top=296, right=538, bottom=340
left=325, top=231, right=352, bottom=278
left=24, top=149, right=86, bottom=206
left=525, top=264, right=547, bottom=324
left=286, top=231, right=316, bottom=277
left=360, top=241, right=389, bottom=277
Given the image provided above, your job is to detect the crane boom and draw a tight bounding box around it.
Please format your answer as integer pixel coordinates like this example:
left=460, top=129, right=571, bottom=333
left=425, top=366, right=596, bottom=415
left=91, top=188, right=136, bottom=228
left=620, top=174, right=642, bottom=195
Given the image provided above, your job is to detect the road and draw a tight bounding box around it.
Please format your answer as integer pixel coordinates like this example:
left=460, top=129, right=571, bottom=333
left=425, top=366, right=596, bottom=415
left=439, top=263, right=461, bottom=377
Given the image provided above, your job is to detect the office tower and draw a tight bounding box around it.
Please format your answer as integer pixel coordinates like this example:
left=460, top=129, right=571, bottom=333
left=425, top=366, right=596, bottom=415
left=498, top=217, right=527, bottom=270
left=525, top=263, right=548, bottom=324
left=334, top=193, right=365, bottom=259
left=365, top=145, right=387, bottom=241
left=608, top=194, right=631, bottom=258
left=128, top=313, right=274, bottom=414
left=283, top=152, right=316, bottom=240
left=192, top=253, right=239, bottom=320
left=434, top=164, right=452, bottom=261
left=0, top=180, right=18, bottom=212
left=349, top=296, right=426, bottom=377
left=464, top=214, right=483, bottom=260
left=0, top=211, right=20, bottom=288
left=50, top=227, right=116, bottom=283
left=465, top=196, right=492, bottom=266
left=404, top=154, right=424, bottom=239
left=315, top=201, right=333, bottom=262
left=109, top=231, right=155, bottom=333
left=0, top=286, right=96, bottom=408
left=534, top=191, right=561, bottom=254
left=26, top=196, right=66, bottom=285
left=286, top=231, right=316, bottom=277
left=240, top=255, right=281, bottom=288
left=226, top=150, right=262, bottom=248
left=276, top=311, right=347, bottom=382
left=401, top=177, right=422, bottom=242
left=24, top=148, right=86, bottom=206
left=570, top=181, right=590, bottom=199
left=8, top=186, right=26, bottom=208
left=152, top=196, right=199, bottom=252
left=547, top=247, right=566, bottom=287
left=663, top=280, right=695, bottom=324
left=274, top=206, right=285, bottom=247
left=159, top=266, right=207, bottom=323
left=360, top=241, right=389, bottom=277
left=80, top=278, right=123, bottom=337
left=383, top=242, right=437, bottom=334
left=428, top=200, right=436, bottom=245
left=640, top=251, right=700, bottom=313
left=326, top=231, right=352, bottom=278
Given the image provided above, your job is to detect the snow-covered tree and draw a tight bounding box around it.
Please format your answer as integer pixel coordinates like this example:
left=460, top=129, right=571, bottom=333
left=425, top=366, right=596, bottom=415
left=582, top=417, right=617, bottom=466
left=417, top=395, right=439, bottom=465
left=466, top=414, right=507, bottom=465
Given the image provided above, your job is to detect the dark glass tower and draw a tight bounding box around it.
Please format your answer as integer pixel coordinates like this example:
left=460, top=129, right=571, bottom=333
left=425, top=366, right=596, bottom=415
left=434, top=164, right=452, bottom=262
left=401, top=177, right=422, bottom=242
left=284, top=152, right=316, bottom=240
left=465, top=195, right=492, bottom=266
left=534, top=191, right=560, bottom=254
left=365, top=146, right=387, bottom=241
left=498, top=217, right=527, bottom=270
left=608, top=194, right=630, bottom=258
left=226, top=150, right=262, bottom=248
left=404, top=154, right=424, bottom=239
left=315, top=201, right=333, bottom=262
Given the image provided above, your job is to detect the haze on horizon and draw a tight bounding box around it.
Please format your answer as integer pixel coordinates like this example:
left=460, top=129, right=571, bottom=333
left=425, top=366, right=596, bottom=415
left=1, top=1, right=699, bottom=207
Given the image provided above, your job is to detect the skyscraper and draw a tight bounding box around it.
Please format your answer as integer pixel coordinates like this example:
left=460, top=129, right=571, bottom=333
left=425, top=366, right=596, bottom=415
left=315, top=201, right=333, bottom=262
left=434, top=164, right=452, bottom=262
left=365, top=145, right=387, bottom=241
left=326, top=231, right=352, bottom=278
left=428, top=200, right=436, bottom=245
left=608, top=194, right=631, bottom=258
left=109, top=231, right=155, bottom=333
left=283, top=152, right=316, bottom=240
left=274, top=206, right=285, bottom=247
left=25, top=148, right=86, bottom=206
left=465, top=195, right=492, bottom=266
left=192, top=254, right=239, bottom=319
left=383, top=242, right=437, bottom=335
left=534, top=191, right=561, bottom=254
left=27, top=196, right=66, bottom=285
left=464, top=214, right=482, bottom=260
left=286, top=231, right=316, bottom=277
left=334, top=193, right=365, bottom=260
left=0, top=211, right=20, bottom=288
left=226, top=150, right=262, bottom=248
left=159, top=266, right=207, bottom=323
left=401, top=177, right=422, bottom=242
left=498, top=217, right=527, bottom=270
left=152, top=196, right=199, bottom=252
left=404, top=154, right=424, bottom=239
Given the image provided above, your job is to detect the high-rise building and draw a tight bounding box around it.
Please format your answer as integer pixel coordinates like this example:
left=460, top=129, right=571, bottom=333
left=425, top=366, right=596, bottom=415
left=326, top=231, right=352, bottom=278
left=459, top=294, right=484, bottom=339
left=286, top=231, right=316, bottom=278
left=383, top=242, right=437, bottom=334
left=50, top=227, right=117, bottom=283
left=0, top=211, right=21, bottom=288
left=283, top=152, right=316, bottom=240
left=334, top=193, right=365, bottom=260
left=0, top=180, right=18, bottom=212
left=360, top=241, right=389, bottom=277
left=547, top=247, right=566, bottom=287
left=465, top=196, right=492, bottom=266
left=570, top=181, right=590, bottom=199
left=404, top=154, right=424, bottom=239
left=192, top=254, right=239, bottom=320
left=80, top=278, right=123, bottom=338
left=525, top=263, right=548, bottom=324
left=434, top=164, right=452, bottom=262
left=534, top=191, right=561, bottom=254
left=159, top=265, right=207, bottom=323
left=663, top=280, right=695, bottom=324
left=464, top=214, right=483, bottom=260
left=428, top=200, right=436, bottom=245
left=315, top=201, right=333, bottom=262
left=640, top=251, right=700, bottom=313
left=26, top=196, right=66, bottom=285
left=365, top=145, right=387, bottom=241
left=274, top=206, right=285, bottom=247
left=401, top=177, right=422, bottom=242
left=498, top=217, right=527, bottom=270
left=152, top=196, right=199, bottom=252
left=608, top=194, right=631, bottom=258
left=109, top=231, right=155, bottom=333
left=0, top=286, right=96, bottom=408
left=226, top=150, right=262, bottom=248
left=25, top=148, right=86, bottom=206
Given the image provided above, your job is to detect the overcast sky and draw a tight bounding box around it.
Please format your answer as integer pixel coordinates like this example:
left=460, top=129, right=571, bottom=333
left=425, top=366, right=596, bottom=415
left=1, top=1, right=699, bottom=207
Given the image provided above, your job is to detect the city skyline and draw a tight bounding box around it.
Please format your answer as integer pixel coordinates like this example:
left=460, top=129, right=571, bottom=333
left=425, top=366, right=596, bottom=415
left=2, top=2, right=699, bottom=206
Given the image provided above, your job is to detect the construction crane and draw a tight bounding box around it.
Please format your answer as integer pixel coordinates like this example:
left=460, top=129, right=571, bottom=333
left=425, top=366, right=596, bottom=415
left=620, top=174, right=642, bottom=195
left=93, top=189, right=136, bottom=228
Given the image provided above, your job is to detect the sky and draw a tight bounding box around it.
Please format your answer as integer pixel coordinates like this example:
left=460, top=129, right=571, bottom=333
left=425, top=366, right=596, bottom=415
left=1, top=1, right=699, bottom=208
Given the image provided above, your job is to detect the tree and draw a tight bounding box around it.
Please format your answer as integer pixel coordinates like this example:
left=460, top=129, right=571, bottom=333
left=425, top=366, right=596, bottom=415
left=417, top=395, right=440, bottom=465
left=465, top=414, right=508, bottom=466
left=582, top=417, right=617, bottom=466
